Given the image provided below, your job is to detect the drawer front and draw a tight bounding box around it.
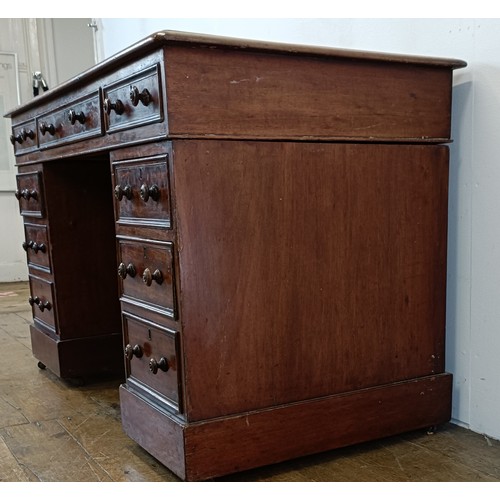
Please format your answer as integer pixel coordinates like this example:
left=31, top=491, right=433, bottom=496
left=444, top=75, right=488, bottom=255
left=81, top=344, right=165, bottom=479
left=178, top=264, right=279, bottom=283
left=112, top=154, right=172, bottom=228
left=15, top=171, right=45, bottom=218
left=37, top=90, right=102, bottom=149
left=29, top=275, right=56, bottom=333
left=118, top=238, right=176, bottom=318
left=103, top=64, right=163, bottom=133
left=123, top=313, right=181, bottom=409
left=10, top=119, right=37, bottom=156
left=23, top=223, right=50, bottom=272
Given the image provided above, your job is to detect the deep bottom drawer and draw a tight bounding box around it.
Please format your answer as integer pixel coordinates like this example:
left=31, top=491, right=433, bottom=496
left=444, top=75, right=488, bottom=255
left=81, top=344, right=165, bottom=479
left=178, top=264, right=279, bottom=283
left=122, top=312, right=182, bottom=411
left=29, top=274, right=56, bottom=334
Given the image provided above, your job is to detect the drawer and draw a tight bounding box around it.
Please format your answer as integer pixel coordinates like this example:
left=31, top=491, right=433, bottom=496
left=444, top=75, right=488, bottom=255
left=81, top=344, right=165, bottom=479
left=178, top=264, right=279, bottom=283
left=112, top=154, right=172, bottom=229
left=29, top=275, right=56, bottom=334
left=117, top=237, right=177, bottom=318
left=123, top=313, right=181, bottom=410
left=103, top=64, right=163, bottom=133
left=23, top=222, right=51, bottom=272
left=15, top=171, right=45, bottom=218
left=37, top=90, right=102, bottom=150
left=10, top=119, right=37, bottom=156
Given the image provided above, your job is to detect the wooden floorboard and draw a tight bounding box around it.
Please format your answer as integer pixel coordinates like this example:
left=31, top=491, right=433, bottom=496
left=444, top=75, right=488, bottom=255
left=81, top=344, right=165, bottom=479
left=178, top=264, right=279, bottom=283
left=0, top=281, right=499, bottom=483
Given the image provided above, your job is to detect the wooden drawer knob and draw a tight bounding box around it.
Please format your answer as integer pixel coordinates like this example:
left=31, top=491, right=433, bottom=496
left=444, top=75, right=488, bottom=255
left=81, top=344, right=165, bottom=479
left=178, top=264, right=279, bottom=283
left=28, top=296, right=51, bottom=311
left=10, top=133, right=23, bottom=144
left=38, top=300, right=51, bottom=312
left=140, top=183, right=160, bottom=202
left=22, top=241, right=46, bottom=253
left=103, top=97, right=124, bottom=115
left=142, top=268, right=163, bottom=286
left=24, top=189, right=37, bottom=200
left=68, top=109, right=86, bottom=125
left=10, top=129, right=35, bottom=145
left=16, top=188, right=38, bottom=201
left=21, top=128, right=36, bottom=140
left=31, top=242, right=46, bottom=253
left=118, top=262, right=136, bottom=279
left=39, top=122, right=56, bottom=136
left=125, top=344, right=143, bottom=360
left=114, top=184, right=133, bottom=201
left=149, top=357, right=169, bottom=374
left=129, top=85, right=152, bottom=107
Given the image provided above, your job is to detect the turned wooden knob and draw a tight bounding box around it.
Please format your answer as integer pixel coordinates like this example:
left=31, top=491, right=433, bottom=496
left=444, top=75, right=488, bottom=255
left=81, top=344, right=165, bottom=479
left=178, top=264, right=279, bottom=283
left=39, top=122, right=56, bottom=136
left=21, top=128, right=35, bottom=140
left=142, top=268, right=163, bottom=286
left=114, top=184, right=133, bottom=201
left=68, top=109, right=86, bottom=125
left=31, top=242, right=46, bottom=253
left=10, top=134, right=23, bottom=145
left=129, top=85, right=152, bottom=107
left=118, top=262, right=136, bottom=279
left=124, top=344, right=143, bottom=360
left=140, top=183, right=160, bottom=202
left=23, top=241, right=46, bottom=253
left=149, top=357, right=169, bottom=374
left=38, top=300, right=51, bottom=312
left=28, top=296, right=51, bottom=311
left=11, top=129, right=35, bottom=145
left=103, top=97, right=124, bottom=115
left=20, top=188, right=37, bottom=200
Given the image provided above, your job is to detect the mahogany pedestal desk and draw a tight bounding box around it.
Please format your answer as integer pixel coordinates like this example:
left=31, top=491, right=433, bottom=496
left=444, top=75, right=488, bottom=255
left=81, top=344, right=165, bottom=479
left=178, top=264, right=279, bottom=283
left=6, top=31, right=466, bottom=480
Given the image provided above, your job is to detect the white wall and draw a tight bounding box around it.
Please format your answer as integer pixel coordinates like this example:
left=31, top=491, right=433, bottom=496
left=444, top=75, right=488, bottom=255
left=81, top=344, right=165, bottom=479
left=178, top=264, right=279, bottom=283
left=97, top=19, right=499, bottom=441
left=49, top=19, right=95, bottom=84
left=0, top=194, right=27, bottom=281
left=0, top=18, right=40, bottom=284
left=0, top=19, right=96, bottom=283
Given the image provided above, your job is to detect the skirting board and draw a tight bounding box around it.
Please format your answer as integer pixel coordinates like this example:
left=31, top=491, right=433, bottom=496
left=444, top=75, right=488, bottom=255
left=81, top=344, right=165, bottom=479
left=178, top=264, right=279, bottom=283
left=120, top=372, right=452, bottom=481
left=30, top=325, right=124, bottom=379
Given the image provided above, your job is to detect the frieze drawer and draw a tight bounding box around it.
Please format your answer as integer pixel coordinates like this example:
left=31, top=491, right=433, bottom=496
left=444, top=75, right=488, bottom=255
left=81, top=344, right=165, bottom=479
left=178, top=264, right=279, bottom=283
left=103, top=64, right=163, bottom=134
left=123, top=312, right=182, bottom=411
left=117, top=237, right=177, bottom=318
left=37, top=90, right=103, bottom=150
left=29, top=274, right=56, bottom=334
left=10, top=119, right=37, bottom=156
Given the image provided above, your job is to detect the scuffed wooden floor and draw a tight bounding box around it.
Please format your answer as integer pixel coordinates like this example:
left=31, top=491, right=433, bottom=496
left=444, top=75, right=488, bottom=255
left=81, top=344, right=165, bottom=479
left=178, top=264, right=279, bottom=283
left=1, top=281, right=500, bottom=482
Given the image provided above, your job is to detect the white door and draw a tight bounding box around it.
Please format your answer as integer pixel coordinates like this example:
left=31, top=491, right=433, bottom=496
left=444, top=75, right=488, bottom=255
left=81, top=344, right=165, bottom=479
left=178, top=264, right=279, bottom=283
left=0, top=19, right=96, bottom=282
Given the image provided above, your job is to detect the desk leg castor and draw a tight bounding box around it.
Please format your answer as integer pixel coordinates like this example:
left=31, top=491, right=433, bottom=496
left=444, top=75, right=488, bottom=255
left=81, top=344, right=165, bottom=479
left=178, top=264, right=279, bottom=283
left=37, top=361, right=46, bottom=370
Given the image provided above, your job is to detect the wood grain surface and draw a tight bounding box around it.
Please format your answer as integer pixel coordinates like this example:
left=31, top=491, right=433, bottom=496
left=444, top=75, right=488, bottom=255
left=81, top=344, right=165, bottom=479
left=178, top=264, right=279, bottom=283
left=173, top=140, right=449, bottom=421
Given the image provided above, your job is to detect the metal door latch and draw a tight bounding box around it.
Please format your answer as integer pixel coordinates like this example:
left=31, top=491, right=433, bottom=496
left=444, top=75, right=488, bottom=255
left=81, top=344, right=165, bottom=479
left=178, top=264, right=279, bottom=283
left=33, top=71, right=49, bottom=97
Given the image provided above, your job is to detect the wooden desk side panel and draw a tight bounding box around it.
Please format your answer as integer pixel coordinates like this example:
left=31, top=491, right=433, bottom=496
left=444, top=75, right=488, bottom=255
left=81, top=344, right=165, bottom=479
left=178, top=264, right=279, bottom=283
left=173, top=140, right=449, bottom=422
left=164, top=46, right=453, bottom=141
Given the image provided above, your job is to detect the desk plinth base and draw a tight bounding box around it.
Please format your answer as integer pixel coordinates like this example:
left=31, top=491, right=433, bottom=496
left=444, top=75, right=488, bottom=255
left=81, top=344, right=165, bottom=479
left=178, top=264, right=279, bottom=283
left=30, top=325, right=124, bottom=381
left=119, top=373, right=452, bottom=481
